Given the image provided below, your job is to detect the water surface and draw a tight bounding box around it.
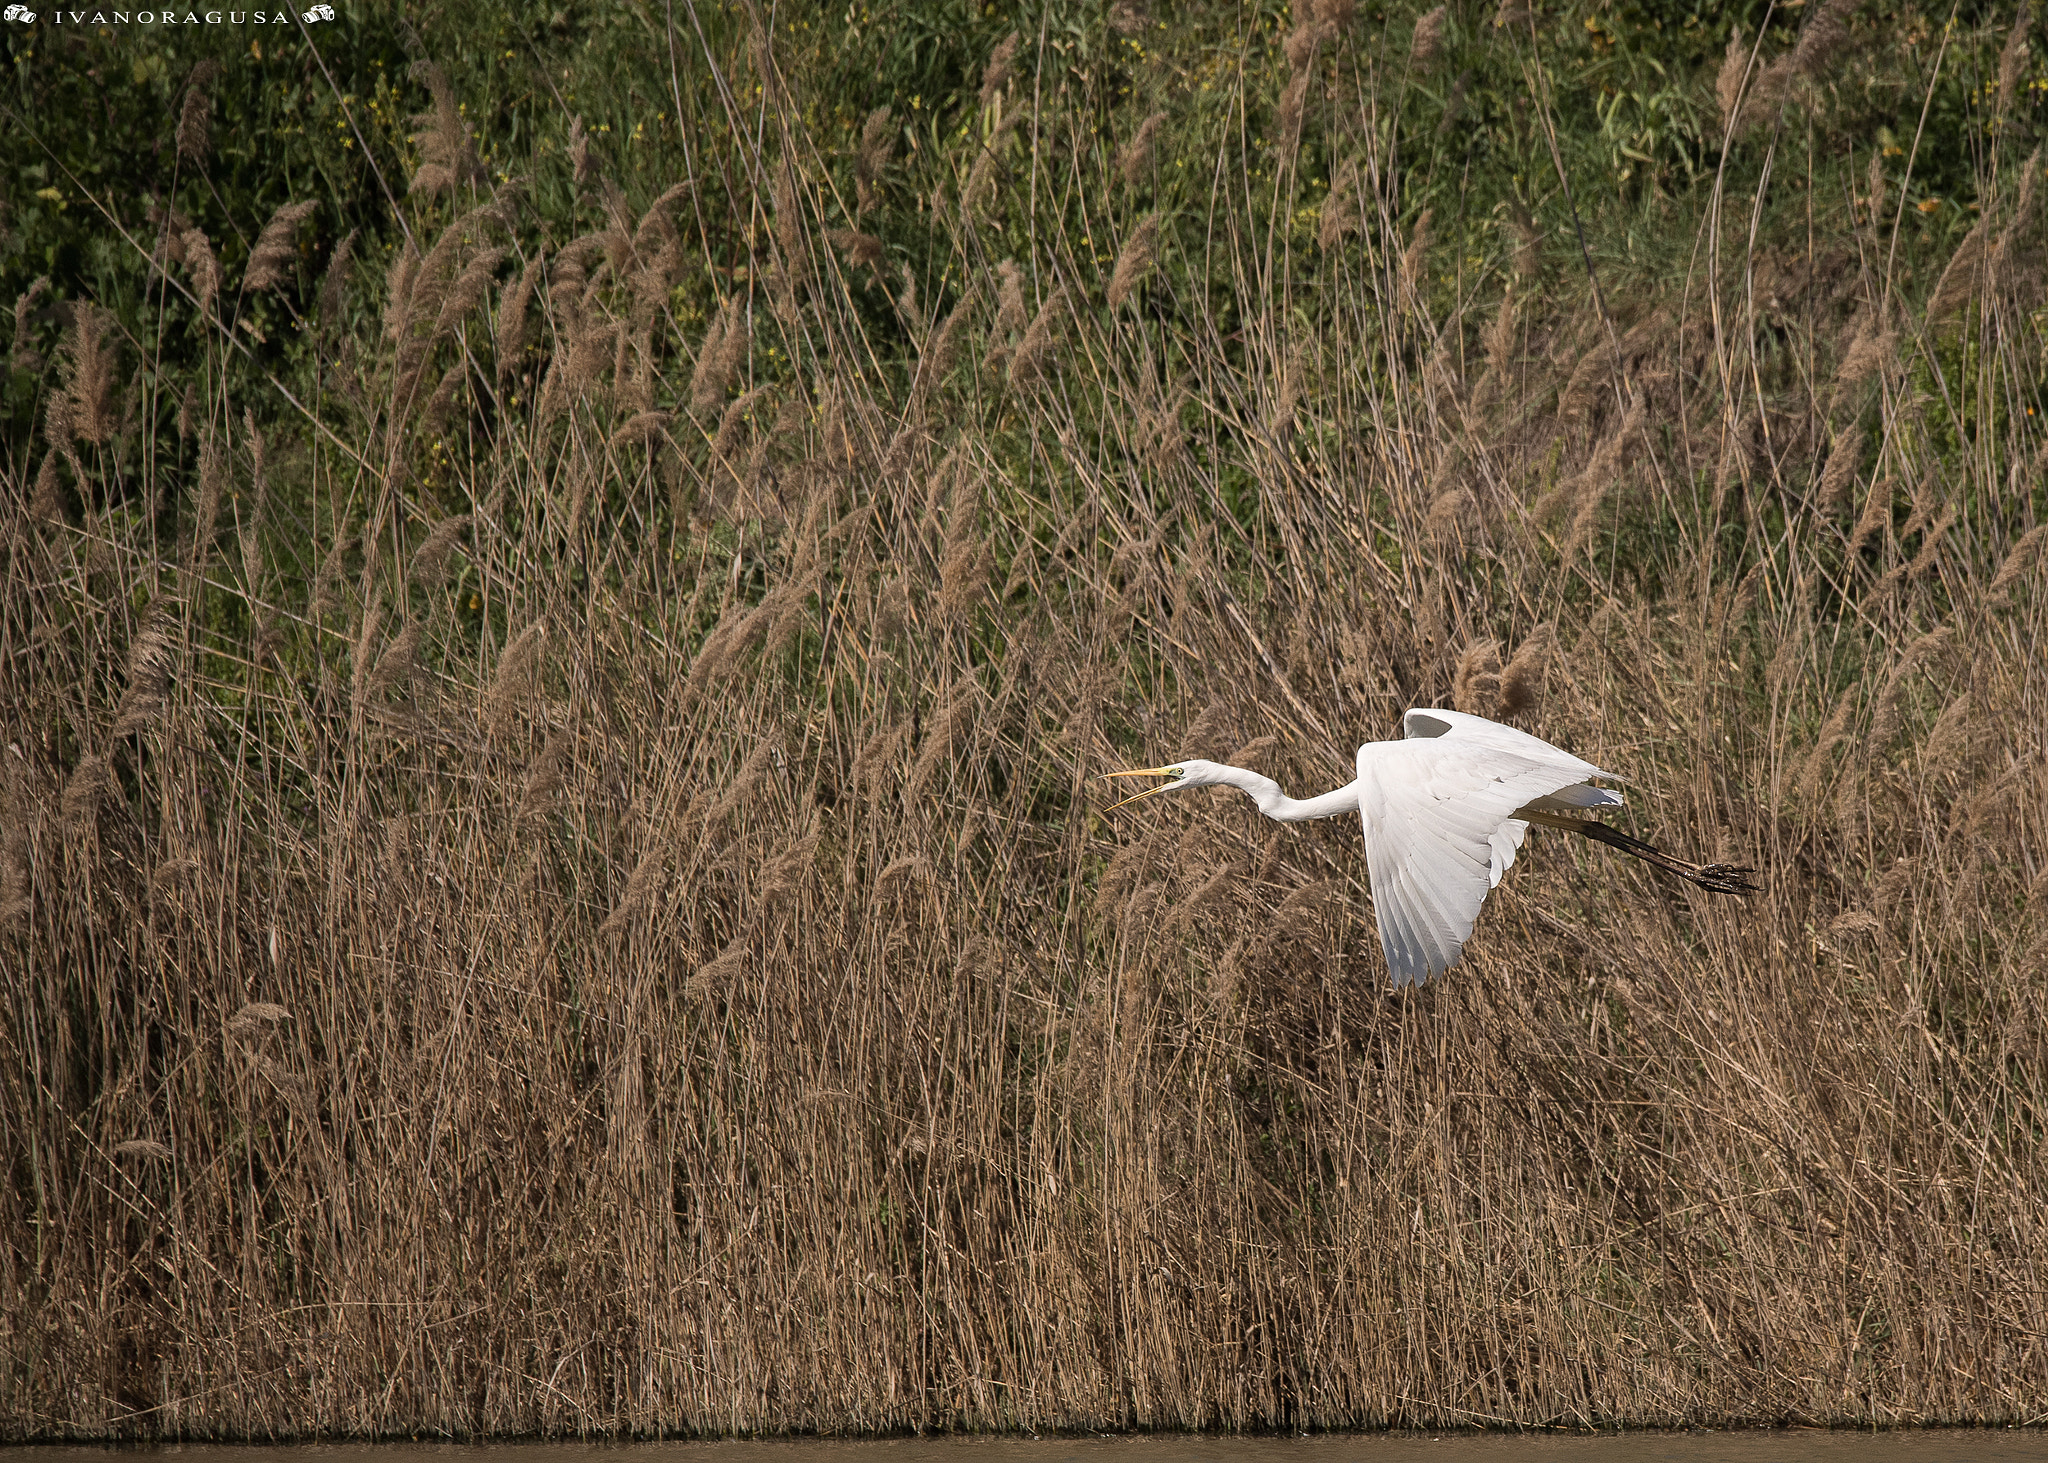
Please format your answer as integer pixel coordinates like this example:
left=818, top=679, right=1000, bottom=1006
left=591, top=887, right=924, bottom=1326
left=22, top=1433, right=2048, bottom=1463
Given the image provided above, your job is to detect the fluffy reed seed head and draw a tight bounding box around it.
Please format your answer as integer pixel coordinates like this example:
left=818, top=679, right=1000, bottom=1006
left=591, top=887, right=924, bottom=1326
left=1498, top=625, right=1554, bottom=718
left=961, top=147, right=1004, bottom=219
left=1819, top=429, right=1864, bottom=509
left=1715, top=32, right=1749, bottom=130
left=1849, top=472, right=1895, bottom=556
left=980, top=32, right=1021, bottom=109
left=383, top=241, right=422, bottom=344
left=176, top=59, right=220, bottom=162
left=433, top=247, right=505, bottom=339
left=772, top=160, right=808, bottom=282
left=993, top=260, right=1028, bottom=339
left=1109, top=0, right=1149, bottom=35
left=1283, top=19, right=1322, bottom=73
left=1452, top=639, right=1503, bottom=717
left=58, top=303, right=116, bottom=448
left=1799, top=687, right=1859, bottom=804
left=748, top=16, right=783, bottom=109
left=317, top=228, right=357, bottom=331
left=855, top=106, right=894, bottom=215
left=1400, top=208, right=1435, bottom=298
left=1508, top=201, right=1542, bottom=278
left=1989, top=523, right=2048, bottom=602
left=1869, top=626, right=1954, bottom=751
left=184, top=229, right=221, bottom=318
left=244, top=201, right=317, bottom=294
left=600, top=848, right=669, bottom=938
left=1927, top=216, right=1991, bottom=321
left=1276, top=67, right=1312, bottom=144
left=10, top=276, right=49, bottom=373
left=690, top=299, right=747, bottom=413
left=1837, top=315, right=1895, bottom=386
left=1425, top=484, right=1476, bottom=546
left=190, top=440, right=225, bottom=564
left=829, top=230, right=885, bottom=269
left=1992, top=144, right=2043, bottom=278
left=308, top=528, right=353, bottom=618
left=61, top=754, right=113, bottom=837
left=562, top=114, right=591, bottom=187
left=485, top=622, right=548, bottom=736
left=113, top=602, right=179, bottom=737
left=495, top=253, right=545, bottom=383
left=367, top=620, right=425, bottom=702
left=939, top=465, right=990, bottom=618
left=1997, top=12, right=2033, bottom=113
left=408, top=62, right=484, bottom=195
left=919, top=291, right=974, bottom=395
left=1009, top=286, right=1066, bottom=388
left=1483, top=286, right=1519, bottom=376
left=410, top=514, right=472, bottom=587
left=1106, top=214, right=1161, bottom=311
left=1119, top=112, right=1167, bottom=189
left=1410, top=6, right=1446, bottom=67
left=349, top=603, right=387, bottom=710
left=1320, top=159, right=1360, bottom=249
left=712, top=387, right=770, bottom=482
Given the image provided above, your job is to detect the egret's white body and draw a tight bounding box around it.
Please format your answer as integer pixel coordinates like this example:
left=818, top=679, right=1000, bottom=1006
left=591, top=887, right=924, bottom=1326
left=1107, top=707, right=1753, bottom=986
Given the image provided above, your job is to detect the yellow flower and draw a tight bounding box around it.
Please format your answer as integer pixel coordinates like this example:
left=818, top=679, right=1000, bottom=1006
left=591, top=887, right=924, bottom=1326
left=1917, top=198, right=1941, bottom=213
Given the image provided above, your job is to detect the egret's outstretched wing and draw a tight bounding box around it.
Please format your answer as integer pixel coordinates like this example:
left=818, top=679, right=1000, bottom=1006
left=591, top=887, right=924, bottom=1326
left=1400, top=705, right=1625, bottom=877
left=1402, top=707, right=1625, bottom=784
left=1355, top=738, right=1613, bottom=986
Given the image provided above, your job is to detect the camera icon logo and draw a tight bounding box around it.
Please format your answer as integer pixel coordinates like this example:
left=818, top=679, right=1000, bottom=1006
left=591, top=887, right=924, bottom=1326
left=4, top=5, right=38, bottom=21
left=302, top=3, right=334, bottom=19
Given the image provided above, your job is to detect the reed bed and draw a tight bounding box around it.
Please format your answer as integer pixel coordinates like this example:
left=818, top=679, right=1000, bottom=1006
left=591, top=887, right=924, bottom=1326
left=3, top=0, right=2047, bottom=1436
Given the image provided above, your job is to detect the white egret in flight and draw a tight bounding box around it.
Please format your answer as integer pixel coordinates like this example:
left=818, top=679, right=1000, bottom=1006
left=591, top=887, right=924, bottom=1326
left=1105, top=707, right=1756, bottom=985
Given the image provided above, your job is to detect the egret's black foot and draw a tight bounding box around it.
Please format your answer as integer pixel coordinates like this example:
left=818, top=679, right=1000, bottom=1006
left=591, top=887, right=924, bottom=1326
left=1684, top=862, right=1760, bottom=896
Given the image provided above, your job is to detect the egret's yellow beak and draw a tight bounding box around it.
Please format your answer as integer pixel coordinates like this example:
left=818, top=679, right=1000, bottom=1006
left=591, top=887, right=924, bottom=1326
left=1102, top=767, right=1180, bottom=812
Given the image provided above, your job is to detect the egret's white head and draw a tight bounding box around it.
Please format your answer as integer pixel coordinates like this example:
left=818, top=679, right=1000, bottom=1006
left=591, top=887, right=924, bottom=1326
left=1103, top=758, right=1230, bottom=810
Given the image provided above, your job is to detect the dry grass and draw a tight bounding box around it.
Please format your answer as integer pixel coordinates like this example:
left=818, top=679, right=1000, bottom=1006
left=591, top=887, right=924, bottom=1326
left=3, top=7, right=2047, bottom=1441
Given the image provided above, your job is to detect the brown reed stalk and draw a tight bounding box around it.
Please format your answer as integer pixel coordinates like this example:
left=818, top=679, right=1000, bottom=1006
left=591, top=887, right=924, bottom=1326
left=14, top=13, right=2048, bottom=1439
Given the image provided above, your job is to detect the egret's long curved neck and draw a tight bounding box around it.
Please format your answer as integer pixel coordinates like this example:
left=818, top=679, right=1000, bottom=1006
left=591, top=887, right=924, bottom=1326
left=1212, top=766, right=1360, bottom=822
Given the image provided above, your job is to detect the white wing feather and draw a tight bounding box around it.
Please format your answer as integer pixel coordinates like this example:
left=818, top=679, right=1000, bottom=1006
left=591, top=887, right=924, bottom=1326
left=1357, top=720, right=1625, bottom=986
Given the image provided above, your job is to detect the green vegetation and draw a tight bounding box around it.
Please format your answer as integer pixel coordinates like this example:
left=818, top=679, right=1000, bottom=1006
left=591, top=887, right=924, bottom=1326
left=4, top=0, right=2048, bottom=1436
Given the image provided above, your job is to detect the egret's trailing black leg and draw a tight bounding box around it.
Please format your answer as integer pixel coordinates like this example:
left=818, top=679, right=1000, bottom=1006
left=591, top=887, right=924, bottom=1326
left=1576, top=820, right=1759, bottom=895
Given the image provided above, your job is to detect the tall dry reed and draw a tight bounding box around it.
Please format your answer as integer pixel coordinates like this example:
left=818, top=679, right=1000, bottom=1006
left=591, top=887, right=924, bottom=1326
left=3, top=3, right=2046, bottom=1440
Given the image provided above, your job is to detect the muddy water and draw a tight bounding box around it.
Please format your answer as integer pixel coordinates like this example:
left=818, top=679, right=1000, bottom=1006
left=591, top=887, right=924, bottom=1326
left=20, top=1434, right=2048, bottom=1463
